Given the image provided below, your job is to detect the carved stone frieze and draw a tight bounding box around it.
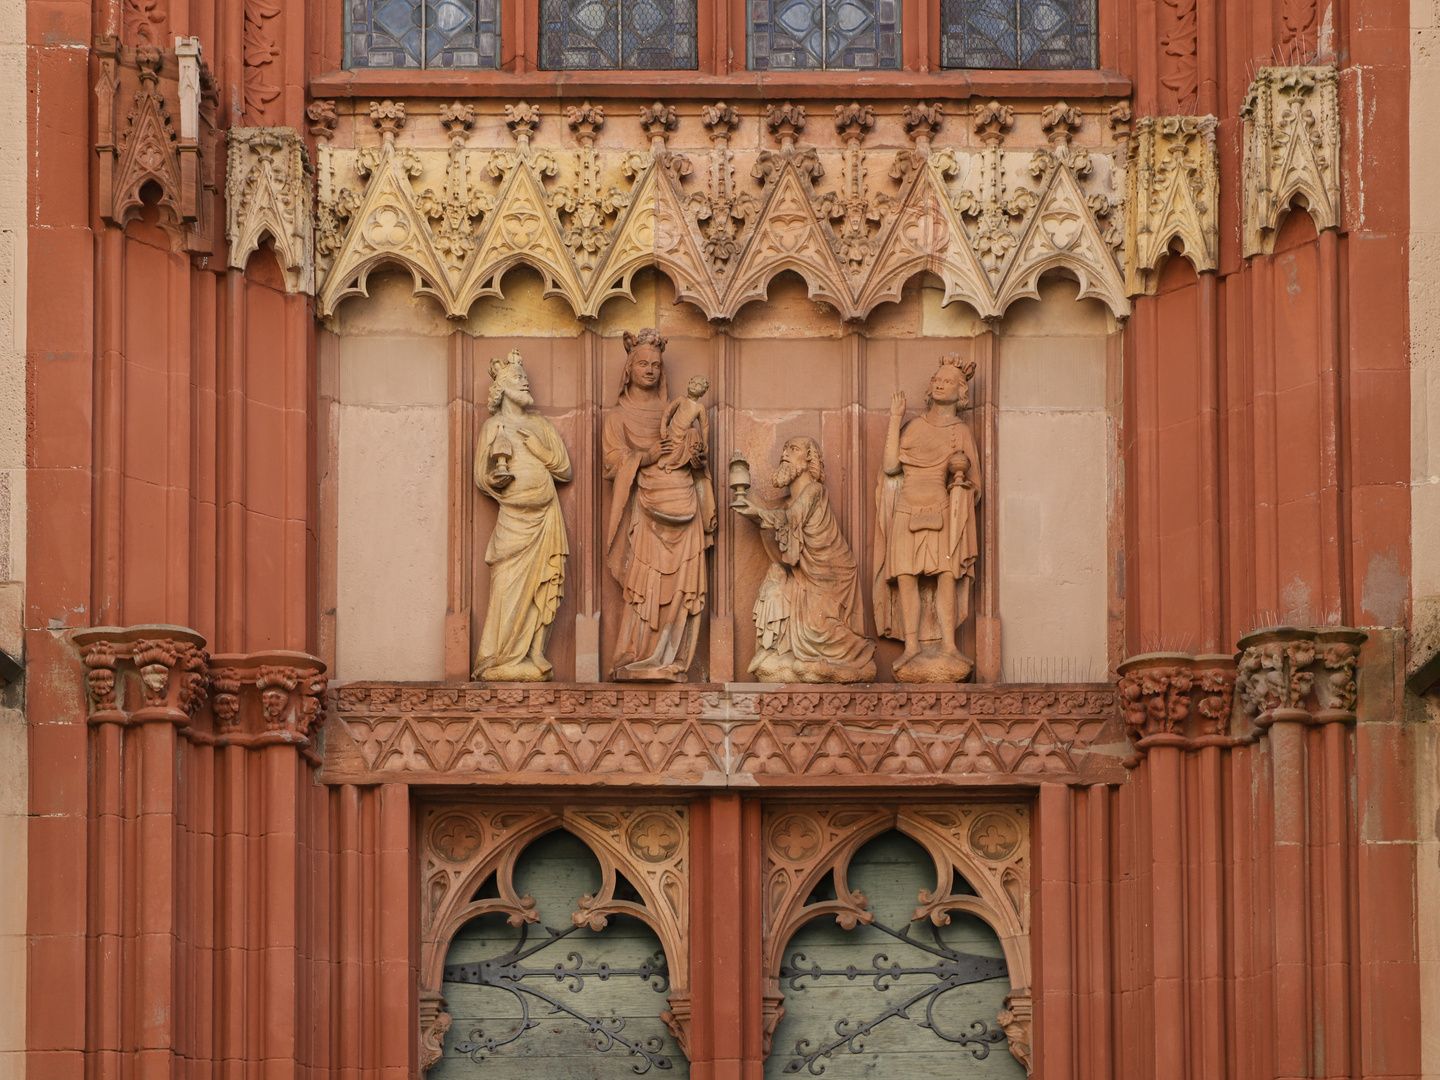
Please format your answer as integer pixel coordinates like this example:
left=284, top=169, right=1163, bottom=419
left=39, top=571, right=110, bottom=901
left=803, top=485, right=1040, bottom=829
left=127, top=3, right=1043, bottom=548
left=1124, top=115, right=1219, bottom=294
left=313, top=98, right=1133, bottom=323
left=1241, top=65, right=1340, bottom=256
left=320, top=683, right=1124, bottom=785
left=226, top=126, right=314, bottom=292
left=761, top=803, right=1031, bottom=1071
left=95, top=36, right=216, bottom=251
left=417, top=802, right=692, bottom=1072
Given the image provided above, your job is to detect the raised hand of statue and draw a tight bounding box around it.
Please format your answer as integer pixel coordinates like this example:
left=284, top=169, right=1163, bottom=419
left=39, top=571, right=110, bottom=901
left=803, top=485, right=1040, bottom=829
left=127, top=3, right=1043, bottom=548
left=890, top=390, right=907, bottom=419
left=514, top=427, right=553, bottom=471
left=730, top=489, right=761, bottom=520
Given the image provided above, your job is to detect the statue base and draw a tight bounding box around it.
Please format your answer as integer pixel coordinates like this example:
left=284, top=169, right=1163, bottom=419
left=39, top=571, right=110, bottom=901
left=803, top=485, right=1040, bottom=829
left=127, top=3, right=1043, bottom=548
left=750, top=649, right=877, bottom=684
left=613, top=662, right=688, bottom=683
left=892, top=647, right=974, bottom=684
left=472, top=659, right=552, bottom=682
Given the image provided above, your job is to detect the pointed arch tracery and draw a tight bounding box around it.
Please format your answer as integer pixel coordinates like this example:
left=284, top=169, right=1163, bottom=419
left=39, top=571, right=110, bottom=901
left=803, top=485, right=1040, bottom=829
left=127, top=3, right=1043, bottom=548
left=761, top=803, right=1032, bottom=1073
left=313, top=100, right=1135, bottom=326
left=419, top=804, right=692, bottom=1075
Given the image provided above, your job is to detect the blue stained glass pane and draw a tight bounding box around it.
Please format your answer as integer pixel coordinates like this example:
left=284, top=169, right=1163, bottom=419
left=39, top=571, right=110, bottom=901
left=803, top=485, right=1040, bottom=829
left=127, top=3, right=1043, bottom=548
left=940, top=0, right=1095, bottom=69
left=539, top=0, right=697, bottom=69
left=747, top=0, right=898, bottom=69
left=346, top=0, right=499, bottom=68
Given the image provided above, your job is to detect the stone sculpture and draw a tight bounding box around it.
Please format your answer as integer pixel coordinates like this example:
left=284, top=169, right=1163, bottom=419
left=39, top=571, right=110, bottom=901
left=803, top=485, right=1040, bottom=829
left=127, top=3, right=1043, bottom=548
left=660, top=375, right=710, bottom=472
left=472, top=350, right=572, bottom=681
left=732, top=436, right=876, bottom=683
left=603, top=328, right=717, bottom=681
left=874, top=355, right=981, bottom=682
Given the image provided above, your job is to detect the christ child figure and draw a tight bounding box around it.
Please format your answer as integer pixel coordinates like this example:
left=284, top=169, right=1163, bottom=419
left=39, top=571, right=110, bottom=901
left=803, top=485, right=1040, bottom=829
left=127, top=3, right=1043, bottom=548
left=659, top=375, right=711, bottom=472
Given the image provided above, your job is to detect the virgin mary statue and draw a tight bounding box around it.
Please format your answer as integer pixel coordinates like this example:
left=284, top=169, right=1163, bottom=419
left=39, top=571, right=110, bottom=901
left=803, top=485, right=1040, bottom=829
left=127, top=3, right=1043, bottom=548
left=602, top=328, right=717, bottom=681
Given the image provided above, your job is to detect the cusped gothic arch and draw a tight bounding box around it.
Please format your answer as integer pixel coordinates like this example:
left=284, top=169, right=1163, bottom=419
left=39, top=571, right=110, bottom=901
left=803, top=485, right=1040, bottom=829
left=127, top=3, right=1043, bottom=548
left=323, top=254, right=453, bottom=322
left=761, top=805, right=1031, bottom=1073
left=418, top=804, right=693, bottom=1075
left=763, top=805, right=1029, bottom=988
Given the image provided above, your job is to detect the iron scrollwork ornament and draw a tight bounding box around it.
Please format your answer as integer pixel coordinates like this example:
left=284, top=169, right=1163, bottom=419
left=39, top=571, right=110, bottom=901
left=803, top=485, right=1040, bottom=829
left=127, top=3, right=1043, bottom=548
left=445, top=921, right=674, bottom=1073
left=778, top=918, right=1008, bottom=1075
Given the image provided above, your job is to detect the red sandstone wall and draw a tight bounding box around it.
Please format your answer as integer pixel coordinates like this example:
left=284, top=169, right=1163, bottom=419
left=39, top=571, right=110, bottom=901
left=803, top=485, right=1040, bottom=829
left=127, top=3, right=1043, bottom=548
left=23, top=1, right=1421, bottom=1080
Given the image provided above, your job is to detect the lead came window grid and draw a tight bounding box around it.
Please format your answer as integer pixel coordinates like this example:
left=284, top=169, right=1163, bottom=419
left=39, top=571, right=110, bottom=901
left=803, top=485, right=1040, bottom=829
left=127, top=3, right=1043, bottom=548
left=749, top=0, right=900, bottom=70
left=940, top=0, right=1095, bottom=69
left=539, top=0, right=698, bottom=70
left=346, top=0, right=499, bottom=69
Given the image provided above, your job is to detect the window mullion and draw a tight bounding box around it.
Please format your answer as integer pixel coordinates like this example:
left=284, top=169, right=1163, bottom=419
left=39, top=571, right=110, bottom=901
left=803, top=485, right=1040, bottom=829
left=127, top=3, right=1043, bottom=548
left=821, top=0, right=829, bottom=70
left=1015, top=0, right=1022, bottom=68
left=618, top=0, right=624, bottom=70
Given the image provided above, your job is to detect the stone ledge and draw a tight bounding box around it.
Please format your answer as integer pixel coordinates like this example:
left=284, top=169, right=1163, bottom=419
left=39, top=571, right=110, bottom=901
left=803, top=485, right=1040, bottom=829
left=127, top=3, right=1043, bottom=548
left=308, top=68, right=1134, bottom=102
left=319, top=681, right=1126, bottom=786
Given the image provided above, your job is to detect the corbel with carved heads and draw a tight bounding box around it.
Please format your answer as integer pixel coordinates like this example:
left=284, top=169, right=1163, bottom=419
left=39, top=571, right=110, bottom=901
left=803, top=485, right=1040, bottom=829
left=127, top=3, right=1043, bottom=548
left=76, top=624, right=209, bottom=725
left=74, top=625, right=326, bottom=762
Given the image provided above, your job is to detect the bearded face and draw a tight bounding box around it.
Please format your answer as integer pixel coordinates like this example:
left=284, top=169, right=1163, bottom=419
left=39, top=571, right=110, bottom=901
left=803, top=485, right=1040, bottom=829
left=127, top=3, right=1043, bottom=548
left=499, top=364, right=534, bottom=408
left=773, top=439, right=821, bottom=488
left=772, top=460, right=802, bottom=488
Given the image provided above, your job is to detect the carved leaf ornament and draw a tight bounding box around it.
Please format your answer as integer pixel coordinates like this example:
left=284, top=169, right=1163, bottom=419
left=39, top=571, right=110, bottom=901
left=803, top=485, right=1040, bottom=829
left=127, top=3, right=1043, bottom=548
left=314, top=99, right=1134, bottom=321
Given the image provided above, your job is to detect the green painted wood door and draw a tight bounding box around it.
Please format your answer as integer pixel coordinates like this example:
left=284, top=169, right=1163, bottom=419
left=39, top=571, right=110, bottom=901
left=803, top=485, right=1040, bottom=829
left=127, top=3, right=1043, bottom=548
left=433, top=830, right=689, bottom=1080
left=766, top=831, right=1024, bottom=1080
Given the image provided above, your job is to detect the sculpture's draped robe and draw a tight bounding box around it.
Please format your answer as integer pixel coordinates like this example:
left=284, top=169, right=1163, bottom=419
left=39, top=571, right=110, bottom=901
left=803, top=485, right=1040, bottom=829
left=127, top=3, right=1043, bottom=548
left=603, top=381, right=716, bottom=677
left=473, top=415, right=571, bottom=680
left=873, top=414, right=980, bottom=641
left=751, top=482, right=874, bottom=674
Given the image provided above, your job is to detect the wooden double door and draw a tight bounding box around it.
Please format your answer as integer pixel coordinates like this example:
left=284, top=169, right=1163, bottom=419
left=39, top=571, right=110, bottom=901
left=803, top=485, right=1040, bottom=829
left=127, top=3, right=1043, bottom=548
left=420, top=795, right=1032, bottom=1080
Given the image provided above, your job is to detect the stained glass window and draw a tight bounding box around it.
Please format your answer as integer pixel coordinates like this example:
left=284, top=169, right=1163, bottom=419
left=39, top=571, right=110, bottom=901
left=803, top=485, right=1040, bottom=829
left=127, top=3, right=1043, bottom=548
left=346, top=0, right=500, bottom=68
left=940, top=0, right=1095, bottom=69
left=538, top=0, right=698, bottom=69
left=749, top=0, right=900, bottom=70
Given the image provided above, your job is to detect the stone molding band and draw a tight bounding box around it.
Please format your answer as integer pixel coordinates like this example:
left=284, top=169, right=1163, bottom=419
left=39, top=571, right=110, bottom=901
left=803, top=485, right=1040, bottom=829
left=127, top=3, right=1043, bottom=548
left=322, top=682, right=1125, bottom=786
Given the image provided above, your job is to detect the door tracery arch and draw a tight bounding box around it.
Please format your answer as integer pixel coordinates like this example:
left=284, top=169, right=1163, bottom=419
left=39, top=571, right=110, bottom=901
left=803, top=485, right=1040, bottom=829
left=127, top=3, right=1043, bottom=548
left=419, top=804, right=692, bottom=1075
left=761, top=804, right=1033, bottom=1074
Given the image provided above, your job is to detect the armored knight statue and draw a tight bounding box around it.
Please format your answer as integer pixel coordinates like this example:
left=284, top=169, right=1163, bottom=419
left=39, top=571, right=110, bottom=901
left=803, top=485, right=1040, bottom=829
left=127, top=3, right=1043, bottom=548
left=874, top=354, right=981, bottom=682
left=732, top=436, right=876, bottom=683
left=472, top=350, right=572, bottom=682
left=603, top=328, right=718, bottom=681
